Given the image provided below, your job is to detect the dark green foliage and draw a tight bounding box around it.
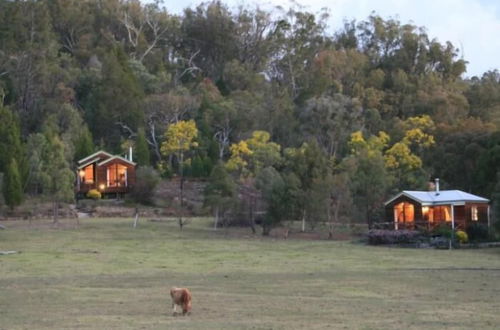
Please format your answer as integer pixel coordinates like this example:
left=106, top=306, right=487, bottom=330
left=2, top=158, right=23, bottom=210
left=204, top=162, right=236, bottom=229
left=204, top=162, right=236, bottom=207
left=130, top=166, right=160, bottom=205
left=432, top=224, right=453, bottom=239
left=0, top=106, right=24, bottom=175
left=466, top=223, right=490, bottom=242
left=74, top=126, right=94, bottom=162
left=493, top=172, right=500, bottom=233
left=255, top=167, right=300, bottom=235
left=135, top=128, right=150, bottom=166
left=191, top=156, right=204, bottom=178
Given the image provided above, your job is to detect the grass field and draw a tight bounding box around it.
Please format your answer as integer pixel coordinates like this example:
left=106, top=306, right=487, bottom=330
left=1, top=218, right=499, bottom=329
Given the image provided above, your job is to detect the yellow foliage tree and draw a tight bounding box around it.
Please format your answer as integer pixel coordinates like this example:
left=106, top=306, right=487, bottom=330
left=225, top=140, right=253, bottom=172
left=349, top=131, right=389, bottom=157
left=160, top=120, right=198, bottom=230
left=349, top=115, right=436, bottom=189
left=226, top=130, right=281, bottom=176
left=161, top=120, right=199, bottom=159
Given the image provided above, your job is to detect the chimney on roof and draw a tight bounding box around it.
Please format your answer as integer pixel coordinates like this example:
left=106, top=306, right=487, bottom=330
left=129, top=146, right=133, bottom=162
left=435, top=178, right=440, bottom=195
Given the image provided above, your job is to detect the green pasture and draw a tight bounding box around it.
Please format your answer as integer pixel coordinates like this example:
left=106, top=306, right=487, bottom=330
left=0, top=218, right=499, bottom=329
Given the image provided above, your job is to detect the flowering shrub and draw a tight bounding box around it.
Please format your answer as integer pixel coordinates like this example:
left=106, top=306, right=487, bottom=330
left=367, top=230, right=423, bottom=245
left=455, top=230, right=468, bottom=243
left=87, top=189, right=102, bottom=200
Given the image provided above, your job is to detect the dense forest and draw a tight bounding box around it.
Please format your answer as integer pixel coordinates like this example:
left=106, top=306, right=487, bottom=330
left=0, top=0, right=499, bottom=230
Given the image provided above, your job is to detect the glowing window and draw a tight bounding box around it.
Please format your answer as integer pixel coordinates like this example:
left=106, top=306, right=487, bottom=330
left=471, top=206, right=478, bottom=221
left=394, top=202, right=414, bottom=222
left=422, top=206, right=434, bottom=222
left=83, top=165, right=94, bottom=184
left=107, top=164, right=127, bottom=187
left=433, top=206, right=451, bottom=222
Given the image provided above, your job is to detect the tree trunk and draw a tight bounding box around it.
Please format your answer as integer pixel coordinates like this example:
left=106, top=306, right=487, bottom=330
left=179, top=152, right=184, bottom=231
left=214, top=206, right=219, bottom=230
left=52, top=200, right=59, bottom=225
left=301, top=209, right=306, bottom=232
left=133, top=207, right=139, bottom=228
left=249, top=196, right=256, bottom=234
left=329, top=200, right=340, bottom=240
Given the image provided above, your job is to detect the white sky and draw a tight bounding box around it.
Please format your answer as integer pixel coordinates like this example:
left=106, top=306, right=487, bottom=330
left=152, top=0, right=500, bottom=78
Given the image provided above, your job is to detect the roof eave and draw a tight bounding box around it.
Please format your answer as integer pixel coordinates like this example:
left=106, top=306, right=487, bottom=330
left=77, top=150, right=114, bottom=164
left=98, top=156, right=136, bottom=167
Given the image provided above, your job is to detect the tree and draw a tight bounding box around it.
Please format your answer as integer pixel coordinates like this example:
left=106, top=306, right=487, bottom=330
left=3, top=158, right=22, bottom=210
left=385, top=115, right=435, bottom=189
left=226, top=130, right=281, bottom=177
left=130, top=166, right=160, bottom=205
left=74, top=126, right=94, bottom=162
left=161, top=120, right=198, bottom=229
left=348, top=131, right=393, bottom=227
left=299, top=93, right=363, bottom=158
left=135, top=127, right=150, bottom=166
left=255, top=167, right=289, bottom=235
left=204, top=162, right=236, bottom=230
left=493, top=172, right=500, bottom=233
left=283, top=140, right=331, bottom=231
left=0, top=105, right=24, bottom=178
left=41, top=133, right=75, bottom=225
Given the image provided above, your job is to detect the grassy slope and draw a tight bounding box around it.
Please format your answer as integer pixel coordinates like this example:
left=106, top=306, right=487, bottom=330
left=0, top=218, right=499, bottom=329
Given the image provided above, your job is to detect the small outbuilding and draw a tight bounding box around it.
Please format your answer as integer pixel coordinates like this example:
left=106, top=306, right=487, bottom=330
left=75, top=150, right=136, bottom=198
left=384, top=179, right=490, bottom=231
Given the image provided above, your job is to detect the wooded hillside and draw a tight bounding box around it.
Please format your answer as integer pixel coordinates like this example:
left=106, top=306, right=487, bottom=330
left=0, top=0, right=499, bottom=228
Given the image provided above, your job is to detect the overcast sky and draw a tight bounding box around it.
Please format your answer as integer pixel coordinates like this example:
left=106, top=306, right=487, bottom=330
left=151, top=0, right=500, bottom=78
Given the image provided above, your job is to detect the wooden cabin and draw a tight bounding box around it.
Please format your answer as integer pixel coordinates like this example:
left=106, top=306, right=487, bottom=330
left=76, top=150, right=136, bottom=198
left=385, top=180, right=490, bottom=231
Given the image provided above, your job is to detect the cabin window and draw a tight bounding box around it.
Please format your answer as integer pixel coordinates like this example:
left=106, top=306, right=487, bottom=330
left=107, top=164, right=127, bottom=187
left=81, top=165, right=94, bottom=184
left=394, top=202, right=414, bottom=223
left=422, top=206, right=434, bottom=222
left=471, top=206, right=478, bottom=221
left=433, top=205, right=451, bottom=222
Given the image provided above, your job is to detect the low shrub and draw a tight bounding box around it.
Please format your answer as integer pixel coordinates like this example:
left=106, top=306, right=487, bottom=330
left=129, top=166, right=160, bottom=205
left=432, top=224, right=452, bottom=238
left=86, top=189, right=101, bottom=200
left=455, top=230, right=468, bottom=244
left=466, top=223, right=490, bottom=242
left=367, top=230, right=423, bottom=245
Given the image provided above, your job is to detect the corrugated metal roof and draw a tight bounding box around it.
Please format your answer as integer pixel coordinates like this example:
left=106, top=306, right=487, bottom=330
left=385, top=190, right=489, bottom=206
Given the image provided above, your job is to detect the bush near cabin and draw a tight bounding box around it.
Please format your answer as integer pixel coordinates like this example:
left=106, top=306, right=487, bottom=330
left=87, top=189, right=101, bottom=200
left=367, top=230, right=424, bottom=245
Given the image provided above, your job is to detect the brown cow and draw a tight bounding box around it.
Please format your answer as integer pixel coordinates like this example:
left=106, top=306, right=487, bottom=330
left=170, top=287, right=192, bottom=316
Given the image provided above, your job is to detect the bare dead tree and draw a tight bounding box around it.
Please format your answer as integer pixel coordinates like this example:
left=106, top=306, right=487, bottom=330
left=143, top=91, right=200, bottom=162
left=175, top=50, right=202, bottom=84
left=121, top=5, right=170, bottom=63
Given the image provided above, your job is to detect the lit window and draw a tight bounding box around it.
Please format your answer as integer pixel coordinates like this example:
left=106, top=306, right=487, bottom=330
left=471, top=206, right=478, bottom=221
left=84, top=165, right=94, bottom=184
left=422, top=206, right=434, bottom=222
left=434, top=205, right=451, bottom=222
left=394, top=202, right=414, bottom=223
left=107, top=164, right=127, bottom=187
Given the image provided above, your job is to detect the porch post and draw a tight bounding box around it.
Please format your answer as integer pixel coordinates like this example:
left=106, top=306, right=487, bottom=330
left=487, top=205, right=491, bottom=229
left=451, top=205, right=455, bottom=231
left=449, top=204, right=455, bottom=250
left=393, top=208, right=398, bottom=230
